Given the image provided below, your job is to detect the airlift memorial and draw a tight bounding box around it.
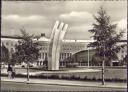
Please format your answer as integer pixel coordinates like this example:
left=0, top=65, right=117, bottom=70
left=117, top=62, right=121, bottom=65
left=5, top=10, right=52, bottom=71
left=48, top=21, right=68, bottom=70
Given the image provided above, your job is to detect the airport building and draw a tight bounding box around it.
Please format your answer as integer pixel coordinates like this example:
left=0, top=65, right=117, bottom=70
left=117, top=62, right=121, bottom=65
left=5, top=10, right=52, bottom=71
left=1, top=34, right=127, bottom=67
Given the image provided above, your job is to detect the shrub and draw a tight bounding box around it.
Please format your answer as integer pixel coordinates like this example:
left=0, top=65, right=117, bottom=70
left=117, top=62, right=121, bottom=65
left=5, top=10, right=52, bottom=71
left=71, top=75, right=80, bottom=80
left=105, top=78, right=111, bottom=82
left=92, top=77, right=96, bottom=81
left=74, top=76, right=80, bottom=80
left=37, top=74, right=47, bottom=79
left=66, top=63, right=78, bottom=68
left=70, top=75, right=75, bottom=80
left=16, top=74, right=26, bottom=78
left=83, top=76, right=87, bottom=80
left=97, top=78, right=102, bottom=81
left=61, top=76, right=70, bottom=80
left=49, top=75, right=59, bottom=79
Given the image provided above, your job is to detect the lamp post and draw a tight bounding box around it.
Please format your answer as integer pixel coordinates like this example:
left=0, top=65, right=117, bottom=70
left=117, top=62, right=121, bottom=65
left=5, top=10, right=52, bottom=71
left=87, top=47, right=90, bottom=68
left=126, top=23, right=128, bottom=67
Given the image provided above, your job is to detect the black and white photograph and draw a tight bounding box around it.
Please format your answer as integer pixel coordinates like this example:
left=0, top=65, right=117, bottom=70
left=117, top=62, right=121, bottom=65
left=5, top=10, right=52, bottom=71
left=1, top=0, right=127, bottom=92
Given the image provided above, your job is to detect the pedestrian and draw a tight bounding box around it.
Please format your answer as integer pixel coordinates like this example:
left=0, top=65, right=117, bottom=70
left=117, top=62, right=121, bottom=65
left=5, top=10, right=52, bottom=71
left=12, top=65, right=16, bottom=79
left=7, top=64, right=12, bottom=79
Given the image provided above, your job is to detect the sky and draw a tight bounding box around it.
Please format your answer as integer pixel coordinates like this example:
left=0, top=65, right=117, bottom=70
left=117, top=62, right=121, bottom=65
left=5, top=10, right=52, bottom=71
left=2, top=1, right=127, bottom=40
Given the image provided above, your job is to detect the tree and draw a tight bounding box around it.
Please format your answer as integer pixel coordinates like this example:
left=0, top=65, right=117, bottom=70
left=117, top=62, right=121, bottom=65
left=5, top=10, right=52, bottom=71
left=12, top=28, right=41, bottom=81
left=88, top=7, right=124, bottom=85
left=88, top=7, right=124, bottom=65
left=1, top=44, right=9, bottom=64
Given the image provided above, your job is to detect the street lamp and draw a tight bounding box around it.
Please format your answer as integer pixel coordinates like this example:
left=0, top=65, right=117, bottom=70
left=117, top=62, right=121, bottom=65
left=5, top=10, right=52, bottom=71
left=87, top=47, right=90, bottom=68
left=126, top=24, right=128, bottom=67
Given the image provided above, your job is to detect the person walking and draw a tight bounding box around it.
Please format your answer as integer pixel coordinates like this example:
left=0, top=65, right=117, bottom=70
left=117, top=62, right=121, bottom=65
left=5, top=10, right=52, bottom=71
left=12, top=65, right=16, bottom=79
left=7, top=64, right=12, bottom=79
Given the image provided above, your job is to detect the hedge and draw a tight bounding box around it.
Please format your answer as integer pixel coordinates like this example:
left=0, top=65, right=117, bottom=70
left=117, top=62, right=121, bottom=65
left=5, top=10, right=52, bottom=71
left=1, top=73, right=126, bottom=82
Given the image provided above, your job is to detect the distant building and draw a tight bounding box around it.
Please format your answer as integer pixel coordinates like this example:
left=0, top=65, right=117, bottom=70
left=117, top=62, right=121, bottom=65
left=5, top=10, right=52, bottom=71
left=1, top=34, right=127, bottom=67
left=118, top=44, right=127, bottom=61
left=33, top=33, right=93, bottom=67
left=1, top=36, right=20, bottom=59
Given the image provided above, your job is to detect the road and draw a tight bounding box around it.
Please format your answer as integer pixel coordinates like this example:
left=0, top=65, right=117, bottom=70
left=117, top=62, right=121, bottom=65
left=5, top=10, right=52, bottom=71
left=1, top=81, right=127, bottom=92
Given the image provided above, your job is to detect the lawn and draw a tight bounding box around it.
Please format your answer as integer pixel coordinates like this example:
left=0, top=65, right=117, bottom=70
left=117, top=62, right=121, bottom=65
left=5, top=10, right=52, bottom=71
left=1, top=67, right=127, bottom=81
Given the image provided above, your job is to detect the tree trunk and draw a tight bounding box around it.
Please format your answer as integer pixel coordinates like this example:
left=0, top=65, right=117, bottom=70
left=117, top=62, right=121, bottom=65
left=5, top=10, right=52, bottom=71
left=102, top=60, right=105, bottom=85
left=102, top=41, right=105, bottom=85
left=27, top=62, right=29, bottom=81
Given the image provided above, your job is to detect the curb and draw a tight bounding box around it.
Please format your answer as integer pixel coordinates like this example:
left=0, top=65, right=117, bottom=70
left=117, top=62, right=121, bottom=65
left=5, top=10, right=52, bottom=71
left=1, top=80, right=127, bottom=89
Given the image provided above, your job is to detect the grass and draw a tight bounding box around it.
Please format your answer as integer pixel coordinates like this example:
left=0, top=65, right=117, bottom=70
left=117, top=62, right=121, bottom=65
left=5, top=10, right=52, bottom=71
left=1, top=67, right=127, bottom=82
left=1, top=72, right=127, bottom=82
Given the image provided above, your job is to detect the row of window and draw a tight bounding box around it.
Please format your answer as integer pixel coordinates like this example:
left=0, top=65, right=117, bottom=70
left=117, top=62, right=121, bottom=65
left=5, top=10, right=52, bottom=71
left=2, top=41, right=18, bottom=47
left=41, top=47, right=48, bottom=51
left=38, top=52, right=72, bottom=60
left=60, top=62, right=88, bottom=66
left=62, top=46, right=84, bottom=51
left=39, top=53, right=47, bottom=59
left=40, top=46, right=84, bottom=51
left=60, top=53, right=72, bottom=60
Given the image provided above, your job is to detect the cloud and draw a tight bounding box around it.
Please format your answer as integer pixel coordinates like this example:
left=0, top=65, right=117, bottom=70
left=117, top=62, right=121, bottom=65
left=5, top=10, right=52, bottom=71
left=2, top=1, right=127, bottom=40
left=117, top=19, right=127, bottom=40
left=2, top=14, right=46, bottom=23
left=1, top=14, right=51, bottom=37
left=117, top=18, right=127, bottom=30
left=64, top=24, right=93, bottom=40
left=60, top=11, right=92, bottom=19
left=58, top=11, right=94, bottom=40
left=59, top=11, right=94, bottom=26
left=2, top=14, right=50, bottom=30
left=113, top=18, right=127, bottom=40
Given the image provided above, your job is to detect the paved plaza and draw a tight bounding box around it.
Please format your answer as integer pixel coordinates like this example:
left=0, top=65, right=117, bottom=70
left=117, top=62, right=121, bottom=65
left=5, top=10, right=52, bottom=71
left=1, top=77, right=127, bottom=89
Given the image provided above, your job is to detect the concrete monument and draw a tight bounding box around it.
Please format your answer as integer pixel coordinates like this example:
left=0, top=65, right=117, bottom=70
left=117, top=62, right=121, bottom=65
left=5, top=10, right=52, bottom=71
left=48, top=21, right=68, bottom=70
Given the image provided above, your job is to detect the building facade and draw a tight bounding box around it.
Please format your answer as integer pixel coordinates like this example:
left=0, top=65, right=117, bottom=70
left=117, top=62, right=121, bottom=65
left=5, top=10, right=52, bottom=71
left=34, top=34, right=92, bottom=67
left=1, top=34, right=127, bottom=67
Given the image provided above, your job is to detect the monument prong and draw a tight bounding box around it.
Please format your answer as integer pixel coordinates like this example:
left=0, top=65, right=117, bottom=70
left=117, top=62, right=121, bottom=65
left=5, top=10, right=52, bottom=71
left=50, top=21, right=59, bottom=40
left=63, top=24, right=68, bottom=32
left=55, top=24, right=68, bottom=70
left=58, top=22, right=64, bottom=30
left=48, top=21, right=59, bottom=70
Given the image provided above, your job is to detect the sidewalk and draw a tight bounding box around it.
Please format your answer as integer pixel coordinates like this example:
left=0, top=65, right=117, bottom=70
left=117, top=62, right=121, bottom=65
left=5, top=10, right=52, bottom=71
left=1, top=77, right=127, bottom=89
